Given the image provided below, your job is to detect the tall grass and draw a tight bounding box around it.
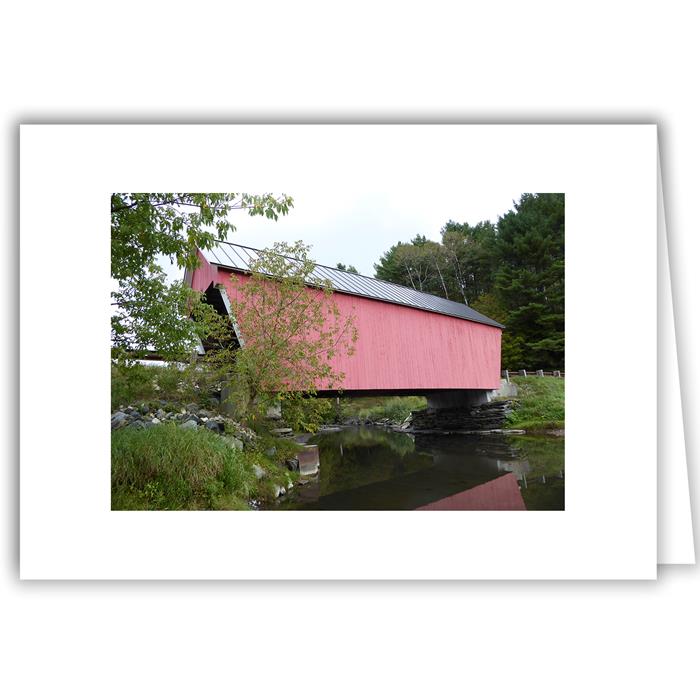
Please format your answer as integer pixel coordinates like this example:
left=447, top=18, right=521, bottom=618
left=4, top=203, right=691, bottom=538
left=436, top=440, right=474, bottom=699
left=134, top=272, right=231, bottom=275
left=111, top=423, right=258, bottom=510
left=505, top=377, right=565, bottom=430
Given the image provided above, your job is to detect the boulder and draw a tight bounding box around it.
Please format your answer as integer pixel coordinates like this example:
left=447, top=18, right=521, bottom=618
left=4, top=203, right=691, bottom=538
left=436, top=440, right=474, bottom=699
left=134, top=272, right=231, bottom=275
left=205, top=420, right=222, bottom=433
left=110, top=411, right=129, bottom=430
left=151, top=417, right=161, bottom=425
left=222, top=436, right=244, bottom=451
left=180, top=419, right=198, bottom=430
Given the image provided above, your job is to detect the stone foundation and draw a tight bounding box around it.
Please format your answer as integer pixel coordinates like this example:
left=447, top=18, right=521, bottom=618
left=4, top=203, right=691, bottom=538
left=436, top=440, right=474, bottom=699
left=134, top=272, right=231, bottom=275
left=407, top=400, right=514, bottom=432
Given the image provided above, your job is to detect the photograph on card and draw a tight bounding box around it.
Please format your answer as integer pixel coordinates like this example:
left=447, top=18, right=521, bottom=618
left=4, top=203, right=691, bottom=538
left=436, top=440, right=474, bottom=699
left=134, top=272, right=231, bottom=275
left=111, top=192, right=564, bottom=511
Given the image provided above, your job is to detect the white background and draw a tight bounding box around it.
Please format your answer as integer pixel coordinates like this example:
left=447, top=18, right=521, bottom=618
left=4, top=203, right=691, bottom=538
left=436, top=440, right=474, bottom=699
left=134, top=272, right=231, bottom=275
left=3, top=2, right=699, bottom=699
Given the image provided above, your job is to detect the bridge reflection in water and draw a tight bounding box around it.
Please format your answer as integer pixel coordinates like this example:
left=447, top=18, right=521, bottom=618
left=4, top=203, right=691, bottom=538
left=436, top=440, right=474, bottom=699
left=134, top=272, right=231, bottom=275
left=269, top=426, right=564, bottom=511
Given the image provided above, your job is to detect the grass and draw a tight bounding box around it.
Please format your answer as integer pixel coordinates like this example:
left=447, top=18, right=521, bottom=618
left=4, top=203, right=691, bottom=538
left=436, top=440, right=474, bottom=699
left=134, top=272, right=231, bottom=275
left=341, top=395, right=427, bottom=423
left=111, top=423, right=294, bottom=510
left=505, top=376, right=565, bottom=431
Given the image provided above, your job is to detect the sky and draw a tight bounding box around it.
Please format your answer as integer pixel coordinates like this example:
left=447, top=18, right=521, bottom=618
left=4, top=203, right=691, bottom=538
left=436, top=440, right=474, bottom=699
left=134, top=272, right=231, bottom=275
left=161, top=188, right=525, bottom=283
left=150, top=124, right=534, bottom=284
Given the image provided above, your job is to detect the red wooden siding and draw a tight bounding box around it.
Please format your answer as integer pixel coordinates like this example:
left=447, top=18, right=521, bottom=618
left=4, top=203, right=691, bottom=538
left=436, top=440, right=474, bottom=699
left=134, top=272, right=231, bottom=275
left=191, top=255, right=502, bottom=392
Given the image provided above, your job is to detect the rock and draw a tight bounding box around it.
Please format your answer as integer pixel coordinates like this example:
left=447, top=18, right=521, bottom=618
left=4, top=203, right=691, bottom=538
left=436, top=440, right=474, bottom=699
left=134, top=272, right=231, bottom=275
left=185, top=403, right=199, bottom=414
left=253, top=464, right=266, bottom=480
left=138, top=403, right=149, bottom=414
left=264, top=446, right=277, bottom=458
left=129, top=420, right=148, bottom=430
left=285, top=458, right=300, bottom=471
left=205, top=420, right=222, bottom=433
left=129, top=411, right=141, bottom=420
left=180, top=419, right=198, bottom=430
left=271, top=484, right=283, bottom=498
left=407, top=401, right=513, bottom=433
left=270, top=427, right=292, bottom=436
left=110, top=411, right=129, bottom=430
left=151, top=417, right=161, bottom=425
left=197, top=409, right=212, bottom=419
left=222, top=436, right=244, bottom=451
left=156, top=409, right=167, bottom=420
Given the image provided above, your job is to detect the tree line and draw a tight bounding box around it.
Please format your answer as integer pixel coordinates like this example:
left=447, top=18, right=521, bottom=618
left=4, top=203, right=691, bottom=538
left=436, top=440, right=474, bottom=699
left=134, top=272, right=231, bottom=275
left=372, top=193, right=564, bottom=370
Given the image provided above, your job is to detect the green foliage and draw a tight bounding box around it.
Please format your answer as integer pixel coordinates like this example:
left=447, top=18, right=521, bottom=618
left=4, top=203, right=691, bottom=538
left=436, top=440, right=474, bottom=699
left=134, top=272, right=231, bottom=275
left=336, top=262, right=359, bottom=274
left=282, top=396, right=337, bottom=432
left=111, top=192, right=293, bottom=361
left=494, top=193, right=564, bottom=369
left=111, top=423, right=258, bottom=510
left=470, top=292, right=525, bottom=368
left=228, top=241, right=358, bottom=421
left=373, top=222, right=497, bottom=304
left=111, top=360, right=223, bottom=410
left=341, top=396, right=427, bottom=423
left=505, top=376, right=565, bottom=430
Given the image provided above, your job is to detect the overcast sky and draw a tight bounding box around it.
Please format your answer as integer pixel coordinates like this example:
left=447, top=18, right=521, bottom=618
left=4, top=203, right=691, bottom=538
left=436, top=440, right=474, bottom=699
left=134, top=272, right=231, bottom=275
left=149, top=125, right=535, bottom=284
left=161, top=188, right=524, bottom=283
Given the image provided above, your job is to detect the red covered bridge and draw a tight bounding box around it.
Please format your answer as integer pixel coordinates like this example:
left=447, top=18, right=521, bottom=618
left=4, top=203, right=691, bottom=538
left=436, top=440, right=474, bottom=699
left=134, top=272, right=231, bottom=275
left=188, top=242, right=503, bottom=403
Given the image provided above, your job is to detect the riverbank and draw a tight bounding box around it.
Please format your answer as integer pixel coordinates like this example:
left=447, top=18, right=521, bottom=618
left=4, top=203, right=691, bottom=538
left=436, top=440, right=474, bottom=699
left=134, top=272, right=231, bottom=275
left=333, top=377, right=565, bottom=436
left=111, top=401, right=300, bottom=510
left=505, top=376, right=565, bottom=433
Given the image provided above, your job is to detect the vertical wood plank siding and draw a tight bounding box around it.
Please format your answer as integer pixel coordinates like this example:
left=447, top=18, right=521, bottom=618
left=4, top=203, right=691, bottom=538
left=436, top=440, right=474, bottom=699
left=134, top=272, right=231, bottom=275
left=193, top=259, right=502, bottom=391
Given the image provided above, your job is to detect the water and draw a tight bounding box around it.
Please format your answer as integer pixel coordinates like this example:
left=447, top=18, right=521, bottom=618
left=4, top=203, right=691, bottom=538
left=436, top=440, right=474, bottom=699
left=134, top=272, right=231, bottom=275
left=269, top=426, right=564, bottom=511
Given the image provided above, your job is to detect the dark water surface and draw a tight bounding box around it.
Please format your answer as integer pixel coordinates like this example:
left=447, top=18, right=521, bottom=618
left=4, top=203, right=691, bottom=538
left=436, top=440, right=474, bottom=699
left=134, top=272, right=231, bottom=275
left=269, top=426, right=564, bottom=511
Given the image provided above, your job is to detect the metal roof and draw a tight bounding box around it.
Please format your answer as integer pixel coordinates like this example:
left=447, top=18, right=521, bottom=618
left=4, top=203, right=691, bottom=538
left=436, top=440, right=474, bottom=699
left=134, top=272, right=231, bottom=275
left=201, top=241, right=505, bottom=329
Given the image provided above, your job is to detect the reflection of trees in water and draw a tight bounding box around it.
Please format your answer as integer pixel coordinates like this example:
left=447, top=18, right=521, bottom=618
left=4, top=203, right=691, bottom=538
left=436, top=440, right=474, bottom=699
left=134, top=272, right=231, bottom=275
left=295, top=428, right=565, bottom=511
left=412, top=433, right=565, bottom=511
left=505, top=436, right=565, bottom=510
left=315, top=427, right=431, bottom=495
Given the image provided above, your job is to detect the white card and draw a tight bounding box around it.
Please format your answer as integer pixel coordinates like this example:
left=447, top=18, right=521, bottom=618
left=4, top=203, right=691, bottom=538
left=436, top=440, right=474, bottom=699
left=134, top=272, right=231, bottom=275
left=20, top=124, right=661, bottom=579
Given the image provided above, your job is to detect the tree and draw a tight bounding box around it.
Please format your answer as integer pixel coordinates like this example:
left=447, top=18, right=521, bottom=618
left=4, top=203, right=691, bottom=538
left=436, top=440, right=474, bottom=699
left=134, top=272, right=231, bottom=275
left=227, top=241, right=358, bottom=422
left=440, top=220, right=497, bottom=304
left=111, top=192, right=293, bottom=360
left=493, top=193, right=564, bottom=369
left=374, top=238, right=448, bottom=296
left=336, top=262, right=359, bottom=274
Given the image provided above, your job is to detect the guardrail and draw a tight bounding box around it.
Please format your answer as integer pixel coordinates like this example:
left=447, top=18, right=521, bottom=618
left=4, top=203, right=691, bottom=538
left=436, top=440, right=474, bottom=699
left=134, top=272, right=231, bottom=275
left=502, top=369, right=565, bottom=379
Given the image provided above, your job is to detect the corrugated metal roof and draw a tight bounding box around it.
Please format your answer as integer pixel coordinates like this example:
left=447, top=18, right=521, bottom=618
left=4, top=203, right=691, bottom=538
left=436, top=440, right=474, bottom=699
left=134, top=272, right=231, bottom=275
left=201, top=241, right=505, bottom=329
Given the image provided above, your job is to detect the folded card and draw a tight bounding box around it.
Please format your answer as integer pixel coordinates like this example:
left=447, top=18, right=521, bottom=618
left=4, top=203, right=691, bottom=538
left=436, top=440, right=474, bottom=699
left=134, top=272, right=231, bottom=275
left=19, top=124, right=673, bottom=579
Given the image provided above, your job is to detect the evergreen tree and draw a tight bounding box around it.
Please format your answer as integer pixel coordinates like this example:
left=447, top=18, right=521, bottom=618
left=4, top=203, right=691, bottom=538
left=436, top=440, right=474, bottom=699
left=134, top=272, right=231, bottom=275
left=493, top=193, right=564, bottom=369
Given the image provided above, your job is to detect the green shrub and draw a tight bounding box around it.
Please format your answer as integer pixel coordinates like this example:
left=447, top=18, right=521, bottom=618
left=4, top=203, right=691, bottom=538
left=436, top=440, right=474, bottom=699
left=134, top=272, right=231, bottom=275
left=111, top=361, right=220, bottom=411
left=342, top=396, right=427, bottom=423
left=281, top=396, right=337, bottom=432
left=111, top=423, right=258, bottom=510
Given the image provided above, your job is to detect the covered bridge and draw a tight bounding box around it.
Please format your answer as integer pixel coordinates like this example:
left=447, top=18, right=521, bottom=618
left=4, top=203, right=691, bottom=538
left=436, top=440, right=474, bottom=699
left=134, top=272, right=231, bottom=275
left=188, top=242, right=503, bottom=400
